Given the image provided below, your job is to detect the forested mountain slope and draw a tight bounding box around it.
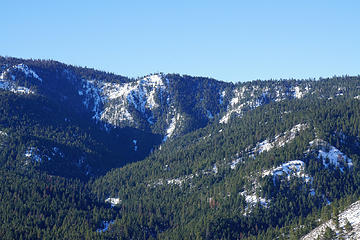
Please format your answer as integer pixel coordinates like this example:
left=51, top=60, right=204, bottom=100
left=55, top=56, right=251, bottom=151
left=301, top=199, right=360, bottom=239
left=1, top=56, right=360, bottom=239
left=91, top=97, right=360, bottom=239
left=3, top=56, right=359, bottom=140
left=0, top=90, right=161, bottom=178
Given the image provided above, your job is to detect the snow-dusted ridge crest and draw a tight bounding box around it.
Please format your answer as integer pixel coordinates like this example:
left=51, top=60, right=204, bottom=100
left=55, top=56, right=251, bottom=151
left=80, top=73, right=189, bottom=141
left=0, top=63, right=42, bottom=94
left=80, top=74, right=169, bottom=127
left=0, top=63, right=42, bottom=82
left=13, top=64, right=42, bottom=82
left=219, top=84, right=312, bottom=124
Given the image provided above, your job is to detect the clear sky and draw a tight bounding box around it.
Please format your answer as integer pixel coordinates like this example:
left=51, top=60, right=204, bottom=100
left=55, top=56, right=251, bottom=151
left=1, top=0, right=359, bottom=82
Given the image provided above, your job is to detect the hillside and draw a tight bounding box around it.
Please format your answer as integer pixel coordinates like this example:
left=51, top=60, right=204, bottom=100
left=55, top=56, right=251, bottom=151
left=91, top=97, right=360, bottom=239
left=301, top=200, right=360, bottom=239
left=4, top=56, right=358, bottom=140
left=1, top=56, right=360, bottom=239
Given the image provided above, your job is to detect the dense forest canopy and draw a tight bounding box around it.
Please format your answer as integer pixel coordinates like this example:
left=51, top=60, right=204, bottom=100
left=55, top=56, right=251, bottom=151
left=1, top=56, right=360, bottom=239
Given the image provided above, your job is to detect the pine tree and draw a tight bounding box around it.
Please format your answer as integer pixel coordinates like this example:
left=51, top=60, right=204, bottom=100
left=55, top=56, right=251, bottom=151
left=323, top=226, right=336, bottom=240
left=344, top=219, right=353, bottom=232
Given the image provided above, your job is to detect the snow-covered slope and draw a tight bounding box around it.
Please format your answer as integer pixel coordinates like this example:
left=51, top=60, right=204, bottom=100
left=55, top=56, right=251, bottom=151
left=80, top=74, right=167, bottom=125
left=12, top=63, right=42, bottom=82
left=240, top=160, right=311, bottom=214
left=0, top=63, right=41, bottom=94
left=262, top=160, right=312, bottom=185
left=78, top=73, right=221, bottom=140
left=2, top=58, right=360, bottom=146
left=98, top=74, right=167, bottom=125
left=309, top=139, right=353, bottom=172
left=251, top=123, right=308, bottom=155
left=219, top=83, right=312, bottom=124
left=78, top=74, right=180, bottom=137
left=163, top=112, right=182, bottom=142
left=237, top=133, right=354, bottom=217
left=301, top=200, right=360, bottom=240
left=226, top=124, right=308, bottom=170
left=240, top=190, right=269, bottom=211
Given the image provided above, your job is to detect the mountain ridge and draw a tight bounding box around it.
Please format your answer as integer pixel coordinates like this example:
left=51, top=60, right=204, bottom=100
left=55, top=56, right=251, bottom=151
left=3, top=56, right=359, bottom=140
left=1, top=56, right=360, bottom=239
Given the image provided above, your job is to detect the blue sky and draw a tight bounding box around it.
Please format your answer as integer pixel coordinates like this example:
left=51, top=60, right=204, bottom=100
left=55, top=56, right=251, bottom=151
left=1, top=0, right=359, bottom=82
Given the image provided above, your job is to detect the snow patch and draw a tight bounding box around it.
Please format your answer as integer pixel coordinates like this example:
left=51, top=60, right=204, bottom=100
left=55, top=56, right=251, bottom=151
left=81, top=80, right=103, bottom=122
left=230, top=158, right=242, bottom=170
left=240, top=190, right=269, bottom=209
left=336, top=87, right=345, bottom=97
left=105, top=197, right=121, bottom=207
left=0, top=79, right=34, bottom=94
left=167, top=174, right=194, bottom=186
left=219, top=87, right=248, bottom=124
left=252, top=123, right=308, bottom=155
left=0, top=130, right=7, bottom=137
left=253, top=139, right=273, bottom=154
left=219, top=103, right=246, bottom=124
left=163, top=112, right=181, bottom=142
left=13, top=64, right=42, bottom=82
left=239, top=176, right=270, bottom=215
left=81, top=74, right=167, bottom=127
left=212, top=163, right=218, bottom=174
left=0, top=64, right=41, bottom=95
left=262, top=160, right=312, bottom=185
left=0, top=70, right=6, bottom=80
left=220, top=84, right=312, bottom=124
left=292, top=85, right=310, bottom=99
left=103, top=74, right=165, bottom=111
left=13, top=86, right=33, bottom=94
left=145, top=74, right=166, bottom=109
left=230, top=96, right=239, bottom=106
left=23, top=146, right=66, bottom=165
left=309, top=139, right=353, bottom=172
left=24, top=147, right=42, bottom=163
left=147, top=179, right=165, bottom=188
left=219, top=90, right=226, bottom=104
left=309, top=189, right=316, bottom=196
left=219, top=87, right=272, bottom=124
left=293, top=86, right=303, bottom=99
left=230, top=87, right=246, bottom=106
